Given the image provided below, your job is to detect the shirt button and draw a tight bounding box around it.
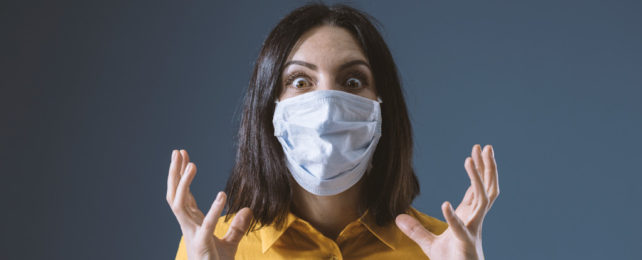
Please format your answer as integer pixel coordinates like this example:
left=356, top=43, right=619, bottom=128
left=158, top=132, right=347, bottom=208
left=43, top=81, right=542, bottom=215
left=328, top=255, right=338, bottom=260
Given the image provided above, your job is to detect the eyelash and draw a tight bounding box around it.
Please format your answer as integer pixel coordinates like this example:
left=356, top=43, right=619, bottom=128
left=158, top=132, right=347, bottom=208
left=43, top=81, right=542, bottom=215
left=345, top=71, right=369, bottom=87
left=283, top=71, right=370, bottom=89
left=284, top=72, right=310, bottom=87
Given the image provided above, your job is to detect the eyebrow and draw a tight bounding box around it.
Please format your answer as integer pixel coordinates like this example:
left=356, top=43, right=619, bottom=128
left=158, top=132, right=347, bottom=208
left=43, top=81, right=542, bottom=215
left=282, top=59, right=370, bottom=71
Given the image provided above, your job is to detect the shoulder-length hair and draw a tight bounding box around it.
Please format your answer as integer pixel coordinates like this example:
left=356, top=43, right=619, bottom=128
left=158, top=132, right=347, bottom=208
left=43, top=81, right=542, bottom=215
left=225, top=3, right=418, bottom=230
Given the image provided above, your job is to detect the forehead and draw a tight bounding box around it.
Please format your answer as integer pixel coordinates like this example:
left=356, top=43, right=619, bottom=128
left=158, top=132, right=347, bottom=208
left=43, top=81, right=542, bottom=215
left=286, top=25, right=368, bottom=66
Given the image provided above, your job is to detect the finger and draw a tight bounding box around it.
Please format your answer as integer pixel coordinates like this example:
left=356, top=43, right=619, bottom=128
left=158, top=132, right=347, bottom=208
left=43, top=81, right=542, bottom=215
left=465, top=157, right=489, bottom=227
left=175, top=149, right=184, bottom=175
left=457, top=185, right=474, bottom=210
left=166, top=150, right=181, bottom=204
left=201, top=192, right=227, bottom=238
left=455, top=185, right=474, bottom=217
left=483, top=145, right=500, bottom=206
left=396, top=214, right=436, bottom=249
left=442, top=201, right=470, bottom=241
left=179, top=149, right=190, bottom=176
left=472, top=144, right=485, bottom=182
left=222, top=207, right=253, bottom=244
left=173, top=162, right=198, bottom=214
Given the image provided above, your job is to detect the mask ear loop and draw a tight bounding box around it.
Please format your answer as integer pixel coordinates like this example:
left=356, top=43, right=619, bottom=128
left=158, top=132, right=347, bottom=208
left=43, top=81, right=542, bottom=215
left=366, top=96, right=382, bottom=177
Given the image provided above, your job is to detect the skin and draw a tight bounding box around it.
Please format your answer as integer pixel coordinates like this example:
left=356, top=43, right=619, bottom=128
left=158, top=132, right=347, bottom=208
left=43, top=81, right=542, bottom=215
left=166, top=149, right=253, bottom=260
left=166, top=25, right=500, bottom=260
left=279, top=25, right=377, bottom=101
left=395, top=144, right=500, bottom=260
left=279, top=25, right=376, bottom=240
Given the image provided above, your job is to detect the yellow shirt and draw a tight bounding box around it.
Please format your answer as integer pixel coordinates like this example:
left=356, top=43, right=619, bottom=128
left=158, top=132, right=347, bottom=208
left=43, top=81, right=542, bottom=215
left=175, top=207, right=447, bottom=260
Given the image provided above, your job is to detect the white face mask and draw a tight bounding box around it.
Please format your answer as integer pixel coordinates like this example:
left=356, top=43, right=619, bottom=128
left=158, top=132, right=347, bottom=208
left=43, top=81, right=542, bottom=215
left=273, top=90, right=382, bottom=196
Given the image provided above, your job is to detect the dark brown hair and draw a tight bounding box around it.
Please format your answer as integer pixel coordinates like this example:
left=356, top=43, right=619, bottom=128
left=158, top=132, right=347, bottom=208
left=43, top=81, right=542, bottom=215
left=225, top=3, right=418, bottom=230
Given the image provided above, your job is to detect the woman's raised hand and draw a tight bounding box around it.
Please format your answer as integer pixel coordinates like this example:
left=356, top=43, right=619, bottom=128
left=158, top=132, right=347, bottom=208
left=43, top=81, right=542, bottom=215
left=166, top=149, right=252, bottom=260
left=396, top=144, right=500, bottom=260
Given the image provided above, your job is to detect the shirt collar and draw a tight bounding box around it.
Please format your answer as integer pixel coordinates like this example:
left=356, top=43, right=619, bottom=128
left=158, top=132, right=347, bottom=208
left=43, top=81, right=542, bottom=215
left=258, top=209, right=402, bottom=253
left=259, top=212, right=298, bottom=253
left=357, top=209, right=401, bottom=250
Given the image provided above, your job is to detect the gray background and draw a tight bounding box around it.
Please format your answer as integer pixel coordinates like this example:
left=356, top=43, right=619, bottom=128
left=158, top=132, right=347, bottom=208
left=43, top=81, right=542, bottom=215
left=2, top=0, right=641, bottom=259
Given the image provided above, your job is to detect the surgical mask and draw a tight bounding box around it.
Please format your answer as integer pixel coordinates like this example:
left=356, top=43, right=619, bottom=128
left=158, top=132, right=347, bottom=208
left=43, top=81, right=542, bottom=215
left=272, top=90, right=382, bottom=196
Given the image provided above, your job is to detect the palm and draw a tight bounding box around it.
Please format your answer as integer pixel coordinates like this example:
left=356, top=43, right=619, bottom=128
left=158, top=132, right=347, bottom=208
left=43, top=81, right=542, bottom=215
left=428, top=228, right=477, bottom=260
left=396, top=144, right=500, bottom=260
left=167, top=149, right=252, bottom=260
left=454, top=186, right=476, bottom=223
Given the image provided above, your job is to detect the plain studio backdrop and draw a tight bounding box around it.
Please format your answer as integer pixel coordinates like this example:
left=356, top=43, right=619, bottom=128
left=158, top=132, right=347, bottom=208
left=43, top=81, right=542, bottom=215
left=2, top=0, right=640, bottom=259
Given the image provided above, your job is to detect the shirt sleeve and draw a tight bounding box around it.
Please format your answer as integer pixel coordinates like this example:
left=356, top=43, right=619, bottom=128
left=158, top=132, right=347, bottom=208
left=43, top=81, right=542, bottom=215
left=175, top=235, right=187, bottom=260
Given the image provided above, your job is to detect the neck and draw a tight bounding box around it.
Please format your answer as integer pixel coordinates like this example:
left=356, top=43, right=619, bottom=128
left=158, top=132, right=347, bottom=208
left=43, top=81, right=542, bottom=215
left=291, top=180, right=365, bottom=240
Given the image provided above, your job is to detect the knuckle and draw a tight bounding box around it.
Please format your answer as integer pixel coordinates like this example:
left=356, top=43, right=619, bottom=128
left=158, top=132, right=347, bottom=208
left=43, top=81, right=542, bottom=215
left=229, top=225, right=245, bottom=236
left=171, top=203, right=185, bottom=213
left=408, top=224, right=424, bottom=238
left=488, top=191, right=498, bottom=200
left=480, top=194, right=489, bottom=206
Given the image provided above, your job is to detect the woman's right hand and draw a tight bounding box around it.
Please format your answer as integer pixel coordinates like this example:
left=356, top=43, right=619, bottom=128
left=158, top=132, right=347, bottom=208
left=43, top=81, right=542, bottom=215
left=166, top=149, right=253, bottom=260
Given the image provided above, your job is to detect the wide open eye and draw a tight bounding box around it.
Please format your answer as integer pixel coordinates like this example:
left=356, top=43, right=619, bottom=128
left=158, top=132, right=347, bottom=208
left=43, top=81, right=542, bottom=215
left=284, top=71, right=313, bottom=90
left=345, top=77, right=363, bottom=89
left=343, top=70, right=369, bottom=90
left=292, top=77, right=311, bottom=89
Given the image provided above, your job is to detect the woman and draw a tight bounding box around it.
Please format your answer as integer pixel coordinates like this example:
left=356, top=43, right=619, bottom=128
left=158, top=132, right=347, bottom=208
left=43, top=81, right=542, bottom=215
left=168, top=3, right=499, bottom=260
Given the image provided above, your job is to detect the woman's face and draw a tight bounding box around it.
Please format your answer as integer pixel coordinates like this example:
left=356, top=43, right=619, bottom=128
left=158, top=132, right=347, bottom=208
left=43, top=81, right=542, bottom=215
left=279, top=25, right=378, bottom=101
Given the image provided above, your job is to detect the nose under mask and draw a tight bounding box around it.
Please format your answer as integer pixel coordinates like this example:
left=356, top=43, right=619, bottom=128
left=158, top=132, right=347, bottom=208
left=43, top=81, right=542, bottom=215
left=272, top=90, right=382, bottom=196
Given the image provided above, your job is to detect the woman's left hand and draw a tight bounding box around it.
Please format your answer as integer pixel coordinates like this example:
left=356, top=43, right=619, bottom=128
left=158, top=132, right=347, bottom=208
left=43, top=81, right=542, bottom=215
left=396, top=144, right=500, bottom=260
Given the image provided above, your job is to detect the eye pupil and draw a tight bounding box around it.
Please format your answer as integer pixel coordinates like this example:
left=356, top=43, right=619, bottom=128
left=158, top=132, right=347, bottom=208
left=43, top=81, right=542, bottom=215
left=294, top=78, right=307, bottom=88
left=347, top=78, right=361, bottom=88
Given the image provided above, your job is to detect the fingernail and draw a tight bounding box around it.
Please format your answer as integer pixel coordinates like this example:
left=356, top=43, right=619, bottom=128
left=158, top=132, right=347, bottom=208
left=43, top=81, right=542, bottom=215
left=215, top=191, right=223, bottom=202
left=489, top=145, right=494, bottom=157
left=171, top=150, right=177, bottom=161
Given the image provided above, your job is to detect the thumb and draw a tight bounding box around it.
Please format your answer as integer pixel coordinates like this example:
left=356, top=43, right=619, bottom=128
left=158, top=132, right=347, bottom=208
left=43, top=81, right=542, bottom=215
left=222, top=207, right=253, bottom=244
left=396, top=214, right=436, bottom=250
left=201, top=192, right=226, bottom=236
